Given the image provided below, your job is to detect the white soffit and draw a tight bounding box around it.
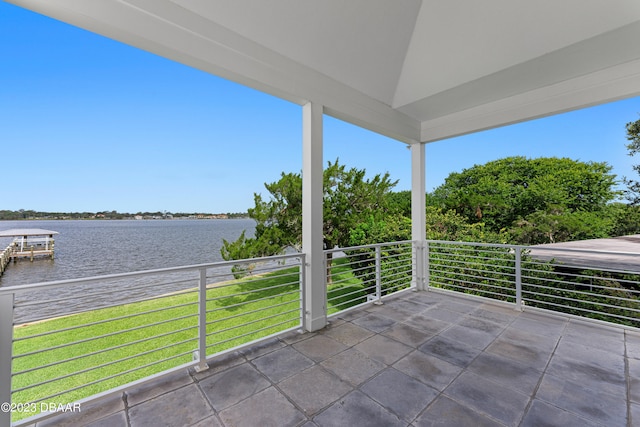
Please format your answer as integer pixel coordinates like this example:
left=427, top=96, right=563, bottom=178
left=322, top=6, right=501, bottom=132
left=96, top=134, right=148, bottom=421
left=173, top=0, right=421, bottom=108
left=6, top=0, right=640, bottom=144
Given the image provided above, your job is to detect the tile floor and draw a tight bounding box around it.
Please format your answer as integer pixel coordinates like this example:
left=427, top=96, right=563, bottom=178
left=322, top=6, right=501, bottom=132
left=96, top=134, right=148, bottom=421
left=27, top=290, right=640, bottom=427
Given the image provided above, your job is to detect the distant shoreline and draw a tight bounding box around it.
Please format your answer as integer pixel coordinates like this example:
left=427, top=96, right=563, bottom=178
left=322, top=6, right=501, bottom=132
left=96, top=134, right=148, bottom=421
left=0, top=212, right=249, bottom=221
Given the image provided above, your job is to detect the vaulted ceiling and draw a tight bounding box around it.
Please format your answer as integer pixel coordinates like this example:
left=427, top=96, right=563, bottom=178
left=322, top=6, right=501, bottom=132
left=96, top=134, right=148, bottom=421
left=9, top=0, right=640, bottom=143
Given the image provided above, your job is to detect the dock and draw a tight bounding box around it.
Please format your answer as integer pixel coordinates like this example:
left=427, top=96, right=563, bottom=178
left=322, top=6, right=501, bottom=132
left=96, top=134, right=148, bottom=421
left=0, top=228, right=58, bottom=276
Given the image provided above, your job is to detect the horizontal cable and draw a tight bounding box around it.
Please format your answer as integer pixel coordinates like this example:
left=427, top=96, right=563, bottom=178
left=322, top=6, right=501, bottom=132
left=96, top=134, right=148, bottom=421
left=13, top=335, right=196, bottom=393
left=15, top=300, right=198, bottom=342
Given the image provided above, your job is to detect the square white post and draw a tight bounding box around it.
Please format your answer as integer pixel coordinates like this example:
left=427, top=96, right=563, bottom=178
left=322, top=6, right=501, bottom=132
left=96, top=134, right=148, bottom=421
left=411, top=142, right=426, bottom=290
left=0, top=293, right=14, bottom=427
left=195, top=268, right=209, bottom=372
left=302, top=102, right=327, bottom=332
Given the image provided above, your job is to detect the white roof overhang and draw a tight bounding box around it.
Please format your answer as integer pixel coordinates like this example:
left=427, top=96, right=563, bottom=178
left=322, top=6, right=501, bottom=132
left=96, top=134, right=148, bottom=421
left=7, top=0, right=640, bottom=144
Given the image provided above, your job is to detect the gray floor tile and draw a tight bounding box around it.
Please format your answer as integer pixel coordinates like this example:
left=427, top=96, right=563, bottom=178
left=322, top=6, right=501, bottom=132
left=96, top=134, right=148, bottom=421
left=548, top=340, right=627, bottom=397
left=413, top=396, right=503, bottom=427
left=437, top=324, right=497, bottom=350
left=439, top=299, right=478, bottom=314
left=360, top=368, right=438, bottom=422
left=444, top=371, right=530, bottom=426
left=384, top=298, right=429, bottom=315
left=252, top=345, right=314, bottom=383
left=367, top=303, right=416, bottom=321
left=473, top=304, right=519, bottom=324
left=321, top=348, right=386, bottom=386
left=293, top=334, right=348, bottom=362
left=352, top=313, right=397, bottom=333
left=393, top=350, right=462, bottom=391
left=628, top=330, right=640, bottom=360
left=190, top=350, right=246, bottom=380
left=190, top=415, right=224, bottom=427
left=219, top=387, right=306, bottom=427
left=630, top=357, right=640, bottom=404
left=126, top=370, right=193, bottom=406
left=37, top=394, right=124, bottom=427
left=279, top=328, right=315, bottom=345
left=497, top=326, right=560, bottom=353
left=511, top=312, right=567, bottom=337
left=85, top=411, right=128, bottom=427
left=354, top=334, right=413, bottom=365
left=129, top=384, right=213, bottom=427
left=198, top=363, right=270, bottom=411
left=238, top=337, right=285, bottom=360
left=536, top=373, right=627, bottom=426
left=418, top=307, right=462, bottom=323
left=521, top=400, right=602, bottom=427
left=278, top=365, right=352, bottom=416
left=467, top=352, right=543, bottom=395
left=382, top=322, right=434, bottom=347
left=418, top=335, right=482, bottom=367
left=562, top=320, right=626, bottom=355
left=631, top=402, right=640, bottom=427
left=403, top=313, right=451, bottom=334
left=457, top=315, right=506, bottom=335
left=314, top=390, right=405, bottom=427
left=410, top=291, right=443, bottom=306
left=485, top=333, right=554, bottom=371
left=321, top=321, right=375, bottom=346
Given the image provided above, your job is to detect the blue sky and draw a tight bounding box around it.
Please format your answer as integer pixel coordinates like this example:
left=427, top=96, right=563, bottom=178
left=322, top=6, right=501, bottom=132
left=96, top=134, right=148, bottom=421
left=2, top=2, right=640, bottom=214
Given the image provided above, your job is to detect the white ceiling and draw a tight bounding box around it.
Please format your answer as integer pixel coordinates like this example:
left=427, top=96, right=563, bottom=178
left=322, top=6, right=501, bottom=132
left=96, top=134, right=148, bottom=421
left=8, top=0, right=640, bottom=143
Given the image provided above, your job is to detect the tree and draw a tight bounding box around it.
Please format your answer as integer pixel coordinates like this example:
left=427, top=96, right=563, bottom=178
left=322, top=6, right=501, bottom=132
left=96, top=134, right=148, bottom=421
left=432, top=156, right=620, bottom=242
left=221, top=160, right=398, bottom=276
left=624, top=117, right=640, bottom=205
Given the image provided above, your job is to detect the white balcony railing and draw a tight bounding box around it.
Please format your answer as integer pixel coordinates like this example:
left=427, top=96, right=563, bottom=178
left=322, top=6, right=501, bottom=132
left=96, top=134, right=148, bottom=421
left=1, top=239, right=639, bottom=426
left=427, top=240, right=640, bottom=327
left=0, top=254, right=304, bottom=426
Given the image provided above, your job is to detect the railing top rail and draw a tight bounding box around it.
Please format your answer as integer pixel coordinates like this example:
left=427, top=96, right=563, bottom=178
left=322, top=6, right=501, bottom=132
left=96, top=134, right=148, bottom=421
left=0, top=252, right=304, bottom=296
left=324, top=240, right=414, bottom=254
left=426, top=239, right=640, bottom=258
left=525, top=246, right=640, bottom=258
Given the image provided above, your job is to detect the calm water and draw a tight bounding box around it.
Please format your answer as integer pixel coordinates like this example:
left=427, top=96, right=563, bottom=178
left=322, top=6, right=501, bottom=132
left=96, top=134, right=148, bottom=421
left=0, top=219, right=256, bottom=321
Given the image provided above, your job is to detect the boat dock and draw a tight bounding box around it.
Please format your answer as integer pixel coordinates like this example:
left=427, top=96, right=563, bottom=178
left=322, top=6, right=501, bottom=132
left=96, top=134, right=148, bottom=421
left=0, top=229, right=58, bottom=276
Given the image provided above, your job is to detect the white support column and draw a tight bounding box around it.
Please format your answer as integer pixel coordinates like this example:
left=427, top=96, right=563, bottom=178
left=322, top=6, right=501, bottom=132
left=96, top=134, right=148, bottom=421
left=302, top=102, right=327, bottom=332
left=0, top=293, right=14, bottom=427
left=411, top=142, right=426, bottom=291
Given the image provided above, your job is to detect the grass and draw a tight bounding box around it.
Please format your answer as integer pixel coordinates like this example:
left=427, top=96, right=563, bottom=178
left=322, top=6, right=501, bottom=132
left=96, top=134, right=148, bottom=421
left=9, top=258, right=370, bottom=423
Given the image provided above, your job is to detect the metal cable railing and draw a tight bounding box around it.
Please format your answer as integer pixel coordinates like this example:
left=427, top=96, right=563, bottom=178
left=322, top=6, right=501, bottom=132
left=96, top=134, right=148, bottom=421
left=2, top=238, right=639, bottom=426
left=326, top=241, right=414, bottom=316
left=0, top=254, right=304, bottom=426
left=426, top=240, right=640, bottom=327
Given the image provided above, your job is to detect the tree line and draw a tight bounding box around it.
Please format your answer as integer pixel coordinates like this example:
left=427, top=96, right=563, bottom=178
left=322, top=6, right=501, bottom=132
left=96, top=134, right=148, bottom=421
left=219, top=118, right=640, bottom=327
left=222, top=117, right=640, bottom=262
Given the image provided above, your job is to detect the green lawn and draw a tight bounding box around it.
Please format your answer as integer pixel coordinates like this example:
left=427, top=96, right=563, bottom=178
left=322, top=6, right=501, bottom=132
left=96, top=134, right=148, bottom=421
left=10, top=258, right=368, bottom=423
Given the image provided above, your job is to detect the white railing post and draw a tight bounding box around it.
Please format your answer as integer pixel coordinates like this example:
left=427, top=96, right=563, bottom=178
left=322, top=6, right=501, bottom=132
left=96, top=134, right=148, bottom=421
left=424, top=241, right=430, bottom=291
left=299, top=255, right=306, bottom=328
left=375, top=245, right=382, bottom=303
left=195, top=268, right=208, bottom=372
left=515, top=247, right=523, bottom=311
left=411, top=241, right=425, bottom=291
left=0, top=293, right=14, bottom=427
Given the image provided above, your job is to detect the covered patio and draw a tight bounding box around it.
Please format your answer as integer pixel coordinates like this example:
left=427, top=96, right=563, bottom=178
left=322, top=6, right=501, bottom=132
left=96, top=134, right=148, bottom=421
left=30, top=290, right=639, bottom=427
left=5, top=0, right=640, bottom=331
left=3, top=1, right=640, bottom=426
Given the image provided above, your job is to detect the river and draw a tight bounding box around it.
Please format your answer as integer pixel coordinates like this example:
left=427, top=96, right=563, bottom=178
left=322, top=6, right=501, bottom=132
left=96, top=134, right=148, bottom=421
left=0, top=219, right=256, bottom=322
